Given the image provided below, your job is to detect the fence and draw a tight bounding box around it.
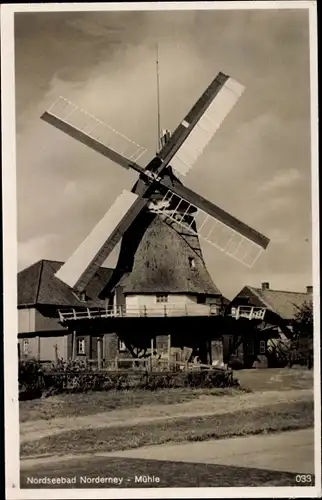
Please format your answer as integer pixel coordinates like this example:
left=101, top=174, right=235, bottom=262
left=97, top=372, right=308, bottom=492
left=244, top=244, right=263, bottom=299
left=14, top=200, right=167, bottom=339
left=64, top=357, right=219, bottom=373
left=58, top=303, right=220, bottom=323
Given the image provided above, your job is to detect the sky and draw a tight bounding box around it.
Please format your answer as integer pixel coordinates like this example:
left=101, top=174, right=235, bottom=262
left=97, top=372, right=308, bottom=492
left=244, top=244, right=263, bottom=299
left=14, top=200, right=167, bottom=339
left=14, top=7, right=313, bottom=299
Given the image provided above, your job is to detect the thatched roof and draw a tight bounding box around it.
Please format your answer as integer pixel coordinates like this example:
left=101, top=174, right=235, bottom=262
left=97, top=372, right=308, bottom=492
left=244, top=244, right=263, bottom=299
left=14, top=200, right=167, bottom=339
left=18, top=259, right=112, bottom=307
left=104, top=209, right=221, bottom=295
left=98, top=166, right=221, bottom=296
left=232, top=285, right=312, bottom=321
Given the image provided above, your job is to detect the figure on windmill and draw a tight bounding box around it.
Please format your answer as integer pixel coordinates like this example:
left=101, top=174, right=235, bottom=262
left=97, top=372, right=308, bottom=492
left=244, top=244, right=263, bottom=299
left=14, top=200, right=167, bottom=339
left=41, top=58, right=270, bottom=368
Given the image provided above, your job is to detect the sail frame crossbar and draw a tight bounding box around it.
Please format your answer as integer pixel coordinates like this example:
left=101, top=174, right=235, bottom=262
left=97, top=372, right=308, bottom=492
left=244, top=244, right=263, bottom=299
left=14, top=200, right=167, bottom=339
left=47, top=96, right=147, bottom=162
left=156, top=190, right=263, bottom=268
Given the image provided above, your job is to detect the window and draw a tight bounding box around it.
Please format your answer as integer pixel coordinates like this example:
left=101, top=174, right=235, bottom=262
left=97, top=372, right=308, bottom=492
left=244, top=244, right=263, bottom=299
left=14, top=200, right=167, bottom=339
left=197, top=295, right=206, bottom=304
left=188, top=257, right=196, bottom=269
left=77, top=338, right=86, bottom=355
left=118, top=340, right=127, bottom=352
left=156, top=294, right=168, bottom=303
left=259, top=340, right=266, bottom=354
left=22, top=339, right=29, bottom=355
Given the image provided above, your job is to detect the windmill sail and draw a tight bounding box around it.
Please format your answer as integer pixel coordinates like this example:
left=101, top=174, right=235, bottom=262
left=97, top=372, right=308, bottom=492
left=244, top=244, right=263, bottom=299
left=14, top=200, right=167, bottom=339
left=160, top=178, right=269, bottom=250
left=156, top=72, right=230, bottom=170
left=41, top=97, right=147, bottom=165
left=55, top=190, right=148, bottom=292
left=170, top=77, right=245, bottom=176
left=154, top=189, right=268, bottom=268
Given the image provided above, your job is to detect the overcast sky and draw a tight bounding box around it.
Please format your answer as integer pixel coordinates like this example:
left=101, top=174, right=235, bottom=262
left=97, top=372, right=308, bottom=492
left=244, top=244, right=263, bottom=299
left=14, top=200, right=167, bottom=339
left=15, top=7, right=313, bottom=299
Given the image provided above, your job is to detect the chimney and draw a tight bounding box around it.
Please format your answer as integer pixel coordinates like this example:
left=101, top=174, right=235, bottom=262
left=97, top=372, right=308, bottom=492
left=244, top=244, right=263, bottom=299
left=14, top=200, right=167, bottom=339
left=261, top=282, right=270, bottom=291
left=306, top=286, right=313, bottom=294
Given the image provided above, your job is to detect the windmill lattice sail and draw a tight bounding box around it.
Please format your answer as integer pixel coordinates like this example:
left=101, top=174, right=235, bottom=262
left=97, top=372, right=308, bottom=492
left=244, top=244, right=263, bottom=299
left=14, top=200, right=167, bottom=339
left=43, top=97, right=147, bottom=163
left=154, top=190, right=263, bottom=268
left=170, top=77, right=245, bottom=177
left=55, top=190, right=148, bottom=292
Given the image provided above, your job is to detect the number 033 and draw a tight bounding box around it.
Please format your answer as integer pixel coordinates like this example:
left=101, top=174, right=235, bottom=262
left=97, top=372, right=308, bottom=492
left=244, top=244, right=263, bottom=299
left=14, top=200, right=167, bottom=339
left=295, top=474, right=312, bottom=483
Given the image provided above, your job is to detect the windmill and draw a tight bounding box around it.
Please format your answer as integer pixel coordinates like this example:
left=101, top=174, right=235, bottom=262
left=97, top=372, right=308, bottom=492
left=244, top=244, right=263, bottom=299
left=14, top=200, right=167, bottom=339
left=41, top=70, right=270, bottom=363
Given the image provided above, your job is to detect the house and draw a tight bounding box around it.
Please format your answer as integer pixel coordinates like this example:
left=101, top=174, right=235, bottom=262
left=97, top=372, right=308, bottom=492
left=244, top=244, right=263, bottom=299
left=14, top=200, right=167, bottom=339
left=225, top=282, right=313, bottom=368
left=18, top=259, right=112, bottom=362
left=18, top=258, right=227, bottom=365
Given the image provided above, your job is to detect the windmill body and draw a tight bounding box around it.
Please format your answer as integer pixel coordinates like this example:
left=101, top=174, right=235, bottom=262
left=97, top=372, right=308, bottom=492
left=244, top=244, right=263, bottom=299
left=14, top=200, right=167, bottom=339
left=41, top=70, right=270, bottom=363
left=103, top=166, right=223, bottom=310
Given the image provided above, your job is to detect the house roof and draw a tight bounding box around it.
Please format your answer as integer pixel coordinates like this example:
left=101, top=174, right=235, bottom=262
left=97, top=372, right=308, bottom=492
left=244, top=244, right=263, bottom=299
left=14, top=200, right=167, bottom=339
left=18, top=259, right=113, bottom=308
left=235, top=285, right=312, bottom=321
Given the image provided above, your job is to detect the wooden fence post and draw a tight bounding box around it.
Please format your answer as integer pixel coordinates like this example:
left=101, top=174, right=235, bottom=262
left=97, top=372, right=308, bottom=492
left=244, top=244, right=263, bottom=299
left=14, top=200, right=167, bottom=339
left=150, top=338, right=154, bottom=372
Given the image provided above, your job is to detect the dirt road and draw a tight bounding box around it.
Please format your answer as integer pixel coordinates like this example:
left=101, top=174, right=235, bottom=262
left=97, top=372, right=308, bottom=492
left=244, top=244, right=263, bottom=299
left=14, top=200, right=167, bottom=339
left=20, top=388, right=312, bottom=444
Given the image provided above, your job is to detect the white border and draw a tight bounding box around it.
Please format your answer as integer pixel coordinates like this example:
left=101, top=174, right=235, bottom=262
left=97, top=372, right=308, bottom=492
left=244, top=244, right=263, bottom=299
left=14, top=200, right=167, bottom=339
left=1, top=2, right=320, bottom=499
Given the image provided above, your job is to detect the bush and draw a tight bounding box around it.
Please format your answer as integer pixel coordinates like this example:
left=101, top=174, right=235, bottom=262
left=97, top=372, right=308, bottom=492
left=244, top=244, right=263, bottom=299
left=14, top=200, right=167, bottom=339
left=185, top=370, right=239, bottom=388
left=289, top=301, right=313, bottom=369
left=19, top=357, right=239, bottom=399
left=19, top=358, right=42, bottom=400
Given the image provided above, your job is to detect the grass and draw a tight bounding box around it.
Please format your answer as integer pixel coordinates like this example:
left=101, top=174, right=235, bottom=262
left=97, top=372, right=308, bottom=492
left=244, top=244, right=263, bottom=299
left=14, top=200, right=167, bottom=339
left=236, top=368, right=313, bottom=392
left=19, top=367, right=313, bottom=423
left=19, top=386, right=245, bottom=423
left=20, top=399, right=313, bottom=458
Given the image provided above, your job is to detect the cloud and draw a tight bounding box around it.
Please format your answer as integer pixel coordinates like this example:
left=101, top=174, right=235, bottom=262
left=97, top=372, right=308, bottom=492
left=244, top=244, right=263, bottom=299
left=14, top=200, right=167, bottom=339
left=259, top=168, right=302, bottom=193
left=18, top=234, right=60, bottom=271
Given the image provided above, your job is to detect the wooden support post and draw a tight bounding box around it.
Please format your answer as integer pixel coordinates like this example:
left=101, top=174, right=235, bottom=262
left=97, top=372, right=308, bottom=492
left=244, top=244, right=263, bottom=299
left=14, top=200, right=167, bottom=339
left=102, top=334, right=106, bottom=365
left=36, top=335, right=40, bottom=361
left=72, top=331, right=77, bottom=360
left=208, top=340, right=212, bottom=366
left=97, top=338, right=102, bottom=370
left=54, top=343, right=58, bottom=362
left=167, top=334, right=171, bottom=371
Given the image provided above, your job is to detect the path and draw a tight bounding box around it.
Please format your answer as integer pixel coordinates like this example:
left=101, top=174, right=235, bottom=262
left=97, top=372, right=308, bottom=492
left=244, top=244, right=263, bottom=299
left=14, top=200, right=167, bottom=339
left=20, top=388, right=312, bottom=444
left=105, top=428, right=315, bottom=474
left=20, top=429, right=316, bottom=488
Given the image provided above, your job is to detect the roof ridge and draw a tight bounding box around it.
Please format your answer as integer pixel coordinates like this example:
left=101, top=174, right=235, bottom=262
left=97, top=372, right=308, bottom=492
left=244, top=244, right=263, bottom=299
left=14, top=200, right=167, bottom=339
left=249, top=285, right=310, bottom=295
left=34, top=259, right=44, bottom=304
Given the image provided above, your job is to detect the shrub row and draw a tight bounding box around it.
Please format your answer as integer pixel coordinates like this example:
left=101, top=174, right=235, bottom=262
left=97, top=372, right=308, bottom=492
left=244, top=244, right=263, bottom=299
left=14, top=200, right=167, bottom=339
left=19, top=358, right=239, bottom=399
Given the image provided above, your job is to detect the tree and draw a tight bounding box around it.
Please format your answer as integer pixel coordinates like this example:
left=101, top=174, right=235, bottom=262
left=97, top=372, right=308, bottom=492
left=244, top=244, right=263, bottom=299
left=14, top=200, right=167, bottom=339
left=289, top=301, right=313, bottom=368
